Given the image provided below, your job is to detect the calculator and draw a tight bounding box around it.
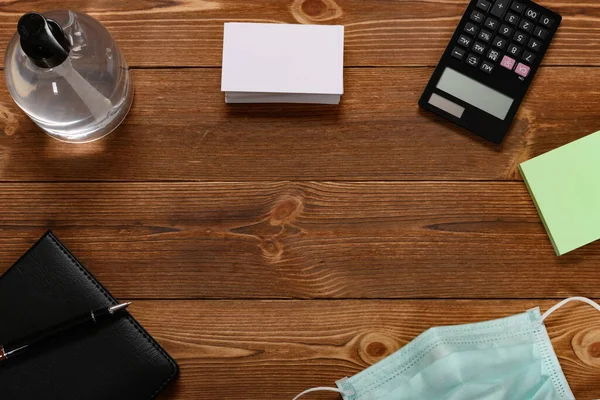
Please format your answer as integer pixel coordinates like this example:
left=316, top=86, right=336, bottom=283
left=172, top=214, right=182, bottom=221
left=418, top=0, right=561, bottom=144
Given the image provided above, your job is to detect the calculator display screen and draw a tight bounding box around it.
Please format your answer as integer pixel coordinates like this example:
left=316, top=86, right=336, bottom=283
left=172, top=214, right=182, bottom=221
left=436, top=68, right=514, bottom=120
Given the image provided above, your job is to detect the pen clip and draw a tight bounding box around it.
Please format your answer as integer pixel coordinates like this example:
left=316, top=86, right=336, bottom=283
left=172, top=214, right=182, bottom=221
left=0, top=345, right=28, bottom=362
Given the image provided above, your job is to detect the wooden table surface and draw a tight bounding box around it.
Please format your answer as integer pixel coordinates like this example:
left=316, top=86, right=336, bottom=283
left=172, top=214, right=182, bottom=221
left=1, top=0, right=600, bottom=398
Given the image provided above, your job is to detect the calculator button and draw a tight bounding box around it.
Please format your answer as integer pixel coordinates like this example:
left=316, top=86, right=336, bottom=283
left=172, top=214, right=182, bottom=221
left=464, top=22, right=479, bottom=35
left=458, top=34, right=473, bottom=48
left=500, top=55, right=516, bottom=70
left=534, top=26, right=548, bottom=39
left=484, top=17, right=499, bottom=30
left=487, top=48, right=501, bottom=62
left=480, top=61, right=495, bottom=74
left=478, top=29, right=493, bottom=42
left=513, top=31, right=528, bottom=44
left=525, top=8, right=540, bottom=22
left=490, top=0, right=510, bottom=19
left=466, top=53, right=481, bottom=67
left=515, top=63, right=531, bottom=78
left=507, top=44, right=522, bottom=57
left=522, top=50, right=536, bottom=64
left=505, top=12, right=519, bottom=25
left=451, top=47, right=466, bottom=60
left=527, top=38, right=543, bottom=51
left=511, top=1, right=525, bottom=14
left=492, top=36, right=507, bottom=49
left=476, top=0, right=492, bottom=11
left=471, top=10, right=485, bottom=23
left=472, top=42, right=487, bottom=55
left=540, top=15, right=554, bottom=28
left=518, top=19, right=534, bottom=33
left=499, top=24, right=513, bottom=37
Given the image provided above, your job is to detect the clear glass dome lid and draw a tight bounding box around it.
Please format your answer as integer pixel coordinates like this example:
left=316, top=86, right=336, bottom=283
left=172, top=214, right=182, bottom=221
left=4, top=10, right=133, bottom=143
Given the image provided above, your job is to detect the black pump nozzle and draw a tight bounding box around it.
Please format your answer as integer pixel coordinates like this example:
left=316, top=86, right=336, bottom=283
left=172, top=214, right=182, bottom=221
left=18, top=12, right=70, bottom=68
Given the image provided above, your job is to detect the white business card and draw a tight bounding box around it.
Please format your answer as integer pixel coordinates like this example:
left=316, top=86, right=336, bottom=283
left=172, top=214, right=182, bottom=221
left=221, top=23, right=344, bottom=103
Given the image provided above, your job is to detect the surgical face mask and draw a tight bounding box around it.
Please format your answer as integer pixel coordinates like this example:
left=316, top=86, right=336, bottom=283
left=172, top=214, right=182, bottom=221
left=294, top=297, right=600, bottom=400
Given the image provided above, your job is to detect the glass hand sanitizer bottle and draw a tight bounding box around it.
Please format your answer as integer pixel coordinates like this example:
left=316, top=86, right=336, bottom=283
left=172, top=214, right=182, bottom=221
left=4, top=11, right=134, bottom=143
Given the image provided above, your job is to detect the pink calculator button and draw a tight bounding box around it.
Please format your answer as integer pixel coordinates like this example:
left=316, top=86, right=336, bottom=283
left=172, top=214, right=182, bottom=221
left=500, top=55, right=516, bottom=70
left=515, top=63, right=531, bottom=78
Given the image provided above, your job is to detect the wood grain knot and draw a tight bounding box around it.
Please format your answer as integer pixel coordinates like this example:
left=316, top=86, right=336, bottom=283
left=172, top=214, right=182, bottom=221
left=572, top=328, right=600, bottom=367
left=0, top=104, right=20, bottom=136
left=588, top=342, right=600, bottom=358
left=358, top=332, right=400, bottom=365
left=231, top=195, right=305, bottom=262
left=290, top=0, right=342, bottom=24
left=270, top=196, right=303, bottom=226
left=260, top=238, right=284, bottom=260
left=366, top=342, right=387, bottom=357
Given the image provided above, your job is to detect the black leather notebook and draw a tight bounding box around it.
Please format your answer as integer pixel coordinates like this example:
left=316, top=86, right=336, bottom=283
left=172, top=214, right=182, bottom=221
left=0, top=231, right=178, bottom=399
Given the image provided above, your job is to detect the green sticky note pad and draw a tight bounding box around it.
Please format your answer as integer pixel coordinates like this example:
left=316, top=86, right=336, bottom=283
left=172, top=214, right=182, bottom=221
left=519, top=131, right=600, bottom=256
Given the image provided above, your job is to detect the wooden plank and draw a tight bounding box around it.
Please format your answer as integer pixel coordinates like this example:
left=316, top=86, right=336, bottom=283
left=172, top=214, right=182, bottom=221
left=0, top=67, right=597, bottom=182
left=125, top=300, right=600, bottom=399
left=0, top=0, right=597, bottom=67
left=1, top=182, right=599, bottom=299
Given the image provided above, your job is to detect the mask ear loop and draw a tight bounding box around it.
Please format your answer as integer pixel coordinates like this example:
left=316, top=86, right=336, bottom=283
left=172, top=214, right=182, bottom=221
left=541, top=297, right=600, bottom=322
left=292, top=386, right=352, bottom=400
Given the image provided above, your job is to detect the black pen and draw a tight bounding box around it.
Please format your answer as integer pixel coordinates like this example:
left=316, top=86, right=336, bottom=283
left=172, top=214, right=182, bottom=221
left=0, top=302, right=131, bottom=363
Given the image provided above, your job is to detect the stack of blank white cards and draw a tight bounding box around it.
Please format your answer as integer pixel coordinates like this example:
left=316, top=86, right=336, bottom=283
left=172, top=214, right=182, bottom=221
left=221, top=23, right=344, bottom=104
